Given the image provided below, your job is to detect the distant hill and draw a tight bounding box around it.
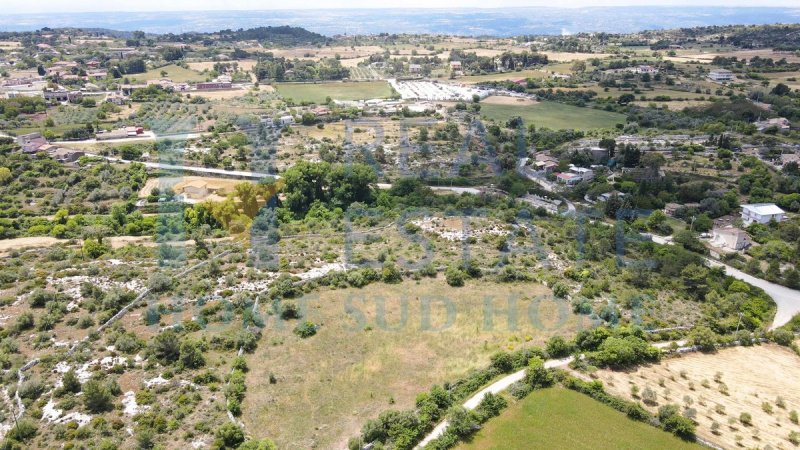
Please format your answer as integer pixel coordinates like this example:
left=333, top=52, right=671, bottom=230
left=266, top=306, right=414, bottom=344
left=217, top=26, right=327, bottom=46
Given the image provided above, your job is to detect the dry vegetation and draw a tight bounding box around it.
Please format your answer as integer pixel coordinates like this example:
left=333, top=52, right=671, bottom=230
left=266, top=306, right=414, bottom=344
left=594, top=344, right=800, bottom=450
left=242, top=279, right=592, bottom=449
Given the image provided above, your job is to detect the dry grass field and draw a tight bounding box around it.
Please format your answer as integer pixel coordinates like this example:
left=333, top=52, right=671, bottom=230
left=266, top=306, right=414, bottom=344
left=594, top=344, right=800, bottom=450
left=631, top=100, right=713, bottom=111
left=541, top=51, right=612, bottom=61
left=264, top=45, right=384, bottom=61
left=242, top=279, right=590, bottom=449
left=665, top=49, right=800, bottom=64
left=482, top=95, right=538, bottom=106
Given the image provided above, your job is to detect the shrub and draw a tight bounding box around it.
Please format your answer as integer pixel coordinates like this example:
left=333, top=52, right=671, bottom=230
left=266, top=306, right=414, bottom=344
left=552, top=282, right=569, bottom=298
left=489, top=351, right=513, bottom=373
left=179, top=340, right=206, bottom=369
left=280, top=301, right=301, bottom=320
left=215, top=422, right=245, bottom=448
left=444, top=265, right=465, bottom=287
left=545, top=336, right=575, bottom=358
left=149, top=330, right=181, bottom=364
left=147, top=273, right=173, bottom=293
left=18, top=377, right=45, bottom=400
left=29, top=289, right=57, bottom=308
left=659, top=404, right=696, bottom=439
left=739, top=412, right=753, bottom=426
left=642, top=387, right=657, bottom=405
left=61, top=370, right=81, bottom=394
left=5, top=418, right=38, bottom=441
left=293, top=321, right=317, bottom=338
left=771, top=329, right=794, bottom=346
left=381, top=262, right=403, bottom=284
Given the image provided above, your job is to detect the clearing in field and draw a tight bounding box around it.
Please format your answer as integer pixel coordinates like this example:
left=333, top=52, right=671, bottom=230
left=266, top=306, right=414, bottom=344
left=242, top=279, right=591, bottom=450
left=595, top=344, right=800, bottom=450
left=275, top=45, right=383, bottom=59
left=541, top=51, right=613, bottom=61
left=274, top=81, right=394, bottom=103
left=459, top=69, right=549, bottom=84
left=479, top=101, right=625, bottom=130
left=130, top=64, right=208, bottom=83
left=186, top=59, right=258, bottom=72
left=481, top=95, right=538, bottom=106
left=459, top=387, right=700, bottom=450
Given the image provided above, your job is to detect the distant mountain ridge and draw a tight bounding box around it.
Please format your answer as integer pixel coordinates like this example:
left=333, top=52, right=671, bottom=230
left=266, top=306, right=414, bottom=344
left=1, top=7, right=799, bottom=36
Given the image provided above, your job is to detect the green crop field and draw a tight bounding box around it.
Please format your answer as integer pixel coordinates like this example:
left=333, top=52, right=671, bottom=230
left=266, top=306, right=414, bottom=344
left=479, top=101, right=625, bottom=130
left=459, top=387, right=701, bottom=450
left=274, top=81, right=394, bottom=103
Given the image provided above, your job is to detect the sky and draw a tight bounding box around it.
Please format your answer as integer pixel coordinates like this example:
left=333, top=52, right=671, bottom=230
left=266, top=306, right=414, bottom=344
left=4, top=0, right=800, bottom=14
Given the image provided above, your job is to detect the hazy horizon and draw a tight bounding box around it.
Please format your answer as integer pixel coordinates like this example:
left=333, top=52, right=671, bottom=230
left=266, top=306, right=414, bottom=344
left=2, top=6, right=799, bottom=36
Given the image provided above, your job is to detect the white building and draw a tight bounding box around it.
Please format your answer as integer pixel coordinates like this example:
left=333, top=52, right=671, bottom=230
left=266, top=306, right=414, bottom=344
left=711, top=227, right=752, bottom=251
left=741, top=203, right=786, bottom=226
left=708, top=69, right=734, bottom=82
left=568, top=166, right=595, bottom=181
left=634, top=65, right=658, bottom=75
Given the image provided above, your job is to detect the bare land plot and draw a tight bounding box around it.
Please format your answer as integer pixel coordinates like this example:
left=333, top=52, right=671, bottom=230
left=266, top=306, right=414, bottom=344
left=187, top=59, right=258, bottom=72
left=481, top=95, right=538, bottom=106
left=666, top=49, right=800, bottom=64
left=541, top=51, right=613, bottom=61
left=129, top=64, right=207, bottom=83
left=265, top=45, right=384, bottom=61
left=595, top=344, right=800, bottom=450
left=187, top=88, right=251, bottom=101
left=632, top=100, right=713, bottom=111
left=242, top=279, right=590, bottom=450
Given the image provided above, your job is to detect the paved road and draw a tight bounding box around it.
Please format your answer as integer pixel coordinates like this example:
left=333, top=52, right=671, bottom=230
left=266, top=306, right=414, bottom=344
left=376, top=183, right=482, bottom=195
left=648, top=234, right=799, bottom=330
left=516, top=159, right=576, bottom=215
left=51, top=131, right=208, bottom=146
left=415, top=356, right=574, bottom=449
left=706, top=260, right=800, bottom=330
left=87, top=153, right=277, bottom=179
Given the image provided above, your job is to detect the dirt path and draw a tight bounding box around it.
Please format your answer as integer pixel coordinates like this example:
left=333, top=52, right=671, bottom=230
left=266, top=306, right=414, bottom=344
left=415, top=356, right=574, bottom=448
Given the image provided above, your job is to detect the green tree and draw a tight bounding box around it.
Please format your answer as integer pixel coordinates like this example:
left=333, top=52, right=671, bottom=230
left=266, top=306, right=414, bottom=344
left=150, top=330, right=181, bottom=364
left=0, top=167, right=11, bottom=184
left=83, top=380, right=114, bottom=413
left=179, top=340, right=206, bottom=369
left=524, top=355, right=553, bottom=388
left=446, top=406, right=478, bottom=437
left=689, top=326, right=717, bottom=352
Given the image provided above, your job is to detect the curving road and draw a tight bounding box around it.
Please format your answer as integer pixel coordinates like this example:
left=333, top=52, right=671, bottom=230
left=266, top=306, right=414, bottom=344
left=414, top=356, right=574, bottom=449
left=649, top=235, right=800, bottom=330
